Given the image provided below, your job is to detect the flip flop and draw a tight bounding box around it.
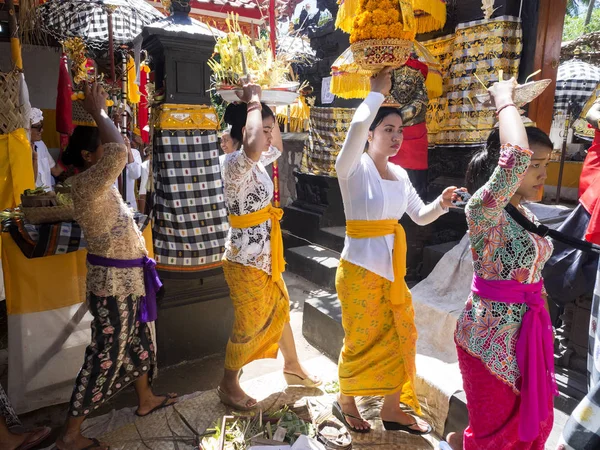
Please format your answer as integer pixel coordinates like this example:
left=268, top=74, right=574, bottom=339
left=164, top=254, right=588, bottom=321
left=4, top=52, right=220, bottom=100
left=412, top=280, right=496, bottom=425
left=284, top=372, right=323, bottom=388
left=331, top=401, right=370, bottom=434
left=81, top=438, right=109, bottom=450
left=382, top=419, right=432, bottom=435
left=135, top=393, right=177, bottom=417
left=217, top=386, right=257, bottom=411
left=317, top=420, right=352, bottom=450
left=17, top=427, right=52, bottom=450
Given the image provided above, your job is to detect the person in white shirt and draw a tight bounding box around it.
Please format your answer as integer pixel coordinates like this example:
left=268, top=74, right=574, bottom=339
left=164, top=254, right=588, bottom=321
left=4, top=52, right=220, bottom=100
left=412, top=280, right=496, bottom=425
left=30, top=108, right=63, bottom=190
left=332, top=68, right=461, bottom=435
left=113, top=136, right=142, bottom=211
left=219, top=125, right=240, bottom=183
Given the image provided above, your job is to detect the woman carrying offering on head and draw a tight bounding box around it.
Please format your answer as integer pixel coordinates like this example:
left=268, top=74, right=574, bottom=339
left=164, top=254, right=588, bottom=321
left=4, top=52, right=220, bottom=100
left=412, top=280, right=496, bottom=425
left=218, top=81, right=321, bottom=411
left=333, top=67, right=461, bottom=435
left=451, top=78, right=555, bottom=449
left=56, top=84, right=176, bottom=450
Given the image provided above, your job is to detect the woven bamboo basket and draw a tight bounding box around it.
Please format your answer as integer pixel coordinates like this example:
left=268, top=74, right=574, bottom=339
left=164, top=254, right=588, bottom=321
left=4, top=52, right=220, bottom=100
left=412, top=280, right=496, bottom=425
left=22, top=205, right=75, bottom=224
left=351, top=39, right=413, bottom=72
left=0, top=71, right=26, bottom=135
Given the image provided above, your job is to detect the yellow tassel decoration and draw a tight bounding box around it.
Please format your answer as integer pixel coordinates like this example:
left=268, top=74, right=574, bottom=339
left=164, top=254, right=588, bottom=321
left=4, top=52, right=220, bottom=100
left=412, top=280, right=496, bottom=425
left=413, top=0, right=447, bottom=34
left=425, top=68, right=443, bottom=98
left=335, top=0, right=361, bottom=33
left=276, top=96, right=311, bottom=132
left=331, top=72, right=370, bottom=99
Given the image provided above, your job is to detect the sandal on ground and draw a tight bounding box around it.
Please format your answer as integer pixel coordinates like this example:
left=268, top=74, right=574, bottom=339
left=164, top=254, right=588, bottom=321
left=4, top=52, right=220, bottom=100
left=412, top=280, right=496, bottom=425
left=135, top=393, right=177, bottom=417
left=331, top=401, right=370, bottom=434
left=317, top=420, right=352, bottom=450
left=81, top=438, right=109, bottom=450
left=382, top=418, right=432, bottom=435
left=217, top=386, right=256, bottom=411
left=284, top=372, right=322, bottom=388
left=16, top=427, right=52, bottom=450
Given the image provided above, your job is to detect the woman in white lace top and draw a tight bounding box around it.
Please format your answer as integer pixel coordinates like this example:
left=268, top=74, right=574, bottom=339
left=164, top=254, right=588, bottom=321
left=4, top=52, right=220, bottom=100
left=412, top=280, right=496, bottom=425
left=218, top=84, right=320, bottom=411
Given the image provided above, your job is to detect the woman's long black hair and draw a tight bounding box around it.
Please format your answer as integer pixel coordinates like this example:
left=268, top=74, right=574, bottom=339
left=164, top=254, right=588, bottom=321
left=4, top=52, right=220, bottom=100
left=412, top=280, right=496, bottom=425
left=465, top=127, right=553, bottom=193
left=223, top=102, right=275, bottom=145
left=61, top=126, right=101, bottom=169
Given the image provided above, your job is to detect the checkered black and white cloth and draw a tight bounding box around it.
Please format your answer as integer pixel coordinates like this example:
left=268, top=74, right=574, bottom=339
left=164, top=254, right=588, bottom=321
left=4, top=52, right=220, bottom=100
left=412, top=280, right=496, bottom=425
left=152, top=130, right=229, bottom=272
left=3, top=213, right=149, bottom=258
left=555, top=60, right=600, bottom=113
left=38, top=0, right=163, bottom=49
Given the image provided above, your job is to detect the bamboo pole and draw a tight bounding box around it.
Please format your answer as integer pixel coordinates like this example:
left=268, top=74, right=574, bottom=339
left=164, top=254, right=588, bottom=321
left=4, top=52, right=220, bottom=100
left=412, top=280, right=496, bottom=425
left=7, top=0, right=23, bottom=70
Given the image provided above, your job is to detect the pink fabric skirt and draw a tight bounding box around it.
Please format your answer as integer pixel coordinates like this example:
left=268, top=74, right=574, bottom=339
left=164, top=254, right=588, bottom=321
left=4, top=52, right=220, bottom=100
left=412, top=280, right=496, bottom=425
left=456, top=345, right=553, bottom=450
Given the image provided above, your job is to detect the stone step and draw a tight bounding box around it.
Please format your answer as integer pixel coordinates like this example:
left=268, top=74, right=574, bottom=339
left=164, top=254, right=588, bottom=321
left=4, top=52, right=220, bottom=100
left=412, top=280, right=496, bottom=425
left=302, top=289, right=344, bottom=361
left=285, top=244, right=339, bottom=291
left=316, top=226, right=346, bottom=253
left=421, top=241, right=460, bottom=279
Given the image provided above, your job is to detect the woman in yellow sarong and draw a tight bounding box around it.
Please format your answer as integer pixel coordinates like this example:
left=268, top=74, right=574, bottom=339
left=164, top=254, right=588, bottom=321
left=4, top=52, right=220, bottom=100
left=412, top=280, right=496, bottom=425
left=333, top=68, right=460, bottom=434
left=218, top=82, right=321, bottom=410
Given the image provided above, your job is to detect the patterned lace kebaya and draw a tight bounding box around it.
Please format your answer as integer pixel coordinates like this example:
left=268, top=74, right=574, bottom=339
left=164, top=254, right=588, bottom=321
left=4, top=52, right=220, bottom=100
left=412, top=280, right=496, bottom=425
left=71, top=143, right=147, bottom=298
left=223, top=146, right=281, bottom=275
left=455, top=143, right=554, bottom=392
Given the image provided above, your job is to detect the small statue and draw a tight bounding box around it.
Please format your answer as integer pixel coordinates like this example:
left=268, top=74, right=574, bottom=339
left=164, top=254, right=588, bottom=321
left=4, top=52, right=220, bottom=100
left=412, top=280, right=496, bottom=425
left=388, top=58, right=430, bottom=198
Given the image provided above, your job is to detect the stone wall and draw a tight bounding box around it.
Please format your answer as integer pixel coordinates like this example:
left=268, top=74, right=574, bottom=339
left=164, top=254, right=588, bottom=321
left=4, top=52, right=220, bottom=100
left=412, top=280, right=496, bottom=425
left=265, top=133, right=306, bottom=207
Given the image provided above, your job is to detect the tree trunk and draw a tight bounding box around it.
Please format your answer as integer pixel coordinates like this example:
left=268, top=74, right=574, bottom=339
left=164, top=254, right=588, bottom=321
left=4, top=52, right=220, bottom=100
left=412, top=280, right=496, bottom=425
left=585, top=0, right=596, bottom=26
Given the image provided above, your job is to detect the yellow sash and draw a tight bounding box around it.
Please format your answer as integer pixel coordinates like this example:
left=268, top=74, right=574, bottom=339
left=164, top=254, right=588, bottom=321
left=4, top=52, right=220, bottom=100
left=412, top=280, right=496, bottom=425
left=345, top=220, right=409, bottom=304
left=229, top=204, right=285, bottom=282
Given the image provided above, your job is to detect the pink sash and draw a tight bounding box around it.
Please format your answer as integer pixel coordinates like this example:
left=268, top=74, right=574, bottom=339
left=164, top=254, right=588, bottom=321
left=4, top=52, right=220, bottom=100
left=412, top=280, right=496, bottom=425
left=471, top=275, right=558, bottom=442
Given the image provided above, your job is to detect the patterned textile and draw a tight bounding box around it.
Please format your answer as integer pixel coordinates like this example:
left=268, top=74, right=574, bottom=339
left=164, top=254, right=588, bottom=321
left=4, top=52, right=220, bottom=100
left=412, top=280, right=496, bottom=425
left=557, top=262, right=600, bottom=450
left=0, top=382, right=20, bottom=428
left=69, top=291, right=155, bottom=417
left=38, top=0, right=163, bottom=50
left=71, top=143, right=148, bottom=299
left=555, top=61, right=600, bottom=114
left=222, top=259, right=290, bottom=371
left=301, top=107, right=355, bottom=177
left=153, top=129, right=228, bottom=272
left=3, top=214, right=148, bottom=259
left=336, top=259, right=420, bottom=414
left=456, top=346, right=553, bottom=449
left=455, top=144, right=553, bottom=391
left=423, top=16, right=523, bottom=145
left=223, top=147, right=281, bottom=275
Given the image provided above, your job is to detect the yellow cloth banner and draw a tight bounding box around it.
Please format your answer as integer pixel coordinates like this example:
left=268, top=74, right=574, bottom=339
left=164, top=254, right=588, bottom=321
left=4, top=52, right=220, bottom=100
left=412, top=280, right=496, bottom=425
left=229, top=204, right=285, bottom=282
left=3, top=226, right=154, bottom=315
left=222, top=259, right=290, bottom=371
left=346, top=219, right=409, bottom=304
left=0, top=128, right=35, bottom=210
left=127, top=57, right=141, bottom=104
left=10, top=38, right=23, bottom=70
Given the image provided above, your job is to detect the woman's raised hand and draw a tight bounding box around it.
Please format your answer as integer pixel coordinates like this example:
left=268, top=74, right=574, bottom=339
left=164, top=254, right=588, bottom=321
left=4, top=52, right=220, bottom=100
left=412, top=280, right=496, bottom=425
left=370, top=67, right=393, bottom=96
left=487, top=78, right=517, bottom=109
left=82, top=83, right=109, bottom=118
left=236, top=76, right=262, bottom=104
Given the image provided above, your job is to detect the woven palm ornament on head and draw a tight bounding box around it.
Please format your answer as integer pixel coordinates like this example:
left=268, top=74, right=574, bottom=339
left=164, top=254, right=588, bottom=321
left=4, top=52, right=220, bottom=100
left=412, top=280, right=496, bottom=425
left=0, top=71, right=25, bottom=135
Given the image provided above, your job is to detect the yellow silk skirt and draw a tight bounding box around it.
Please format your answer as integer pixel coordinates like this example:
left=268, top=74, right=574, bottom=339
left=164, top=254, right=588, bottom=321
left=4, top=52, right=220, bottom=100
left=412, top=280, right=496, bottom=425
left=336, top=259, right=421, bottom=414
left=223, top=259, right=290, bottom=371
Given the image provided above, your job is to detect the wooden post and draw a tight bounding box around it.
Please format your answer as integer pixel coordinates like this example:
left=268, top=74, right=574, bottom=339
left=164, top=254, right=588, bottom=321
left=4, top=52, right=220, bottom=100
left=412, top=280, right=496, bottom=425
left=121, top=49, right=129, bottom=203
left=527, top=0, right=567, bottom=133
left=6, top=0, right=23, bottom=70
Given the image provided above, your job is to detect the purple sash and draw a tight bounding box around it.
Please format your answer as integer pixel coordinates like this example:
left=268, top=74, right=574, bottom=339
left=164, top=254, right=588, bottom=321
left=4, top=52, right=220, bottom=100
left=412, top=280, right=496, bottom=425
left=87, top=253, right=162, bottom=323
left=471, top=275, right=558, bottom=442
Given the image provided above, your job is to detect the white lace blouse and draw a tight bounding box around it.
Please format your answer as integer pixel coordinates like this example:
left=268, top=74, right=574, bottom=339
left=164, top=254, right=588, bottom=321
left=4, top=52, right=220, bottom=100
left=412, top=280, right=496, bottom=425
left=222, top=146, right=281, bottom=274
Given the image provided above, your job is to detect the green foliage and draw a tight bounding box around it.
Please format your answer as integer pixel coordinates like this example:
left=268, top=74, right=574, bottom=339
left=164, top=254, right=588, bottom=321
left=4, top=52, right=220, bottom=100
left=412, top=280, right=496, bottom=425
left=563, top=8, right=600, bottom=41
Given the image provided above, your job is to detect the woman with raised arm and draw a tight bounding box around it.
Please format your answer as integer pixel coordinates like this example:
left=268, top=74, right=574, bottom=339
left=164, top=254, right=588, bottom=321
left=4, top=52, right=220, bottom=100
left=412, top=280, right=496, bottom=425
left=450, top=79, right=555, bottom=449
left=332, top=67, right=460, bottom=435
left=218, top=82, right=320, bottom=411
left=56, top=84, right=176, bottom=450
